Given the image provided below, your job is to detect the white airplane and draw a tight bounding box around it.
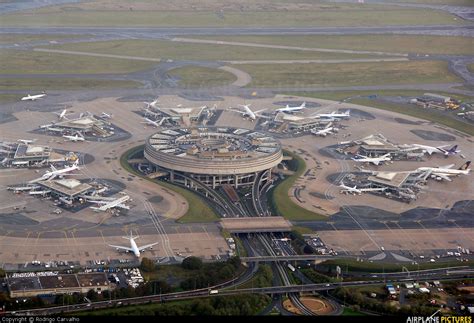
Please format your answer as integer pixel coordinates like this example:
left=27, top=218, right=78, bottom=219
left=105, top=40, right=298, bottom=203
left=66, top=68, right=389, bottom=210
left=408, top=144, right=461, bottom=156
left=141, top=117, right=160, bottom=128
left=276, top=102, right=306, bottom=114
left=100, top=112, right=113, bottom=119
left=54, top=109, right=73, bottom=120
left=21, top=92, right=46, bottom=101
left=90, top=195, right=130, bottom=212
left=311, top=125, right=335, bottom=137
left=18, top=139, right=37, bottom=144
left=318, top=110, right=351, bottom=120
left=63, top=133, right=85, bottom=142
left=229, top=104, right=267, bottom=121
left=416, top=161, right=471, bottom=181
left=339, top=183, right=362, bottom=195
left=29, top=190, right=51, bottom=196
left=108, top=232, right=158, bottom=258
left=351, top=153, right=391, bottom=166
left=8, top=185, right=40, bottom=192
left=29, top=160, right=80, bottom=183
left=144, top=99, right=159, bottom=110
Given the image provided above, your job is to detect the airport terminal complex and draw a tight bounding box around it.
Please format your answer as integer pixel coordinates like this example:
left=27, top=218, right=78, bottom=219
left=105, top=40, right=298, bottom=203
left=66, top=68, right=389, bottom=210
left=144, top=127, right=282, bottom=189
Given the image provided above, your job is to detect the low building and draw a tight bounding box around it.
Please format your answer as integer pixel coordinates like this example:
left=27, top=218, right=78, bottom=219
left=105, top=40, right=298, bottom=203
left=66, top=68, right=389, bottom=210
left=7, top=272, right=112, bottom=298
left=38, top=179, right=92, bottom=200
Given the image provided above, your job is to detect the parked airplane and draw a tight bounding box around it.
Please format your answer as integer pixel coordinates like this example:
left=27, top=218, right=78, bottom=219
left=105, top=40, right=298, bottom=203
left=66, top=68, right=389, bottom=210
left=141, top=117, right=160, bottom=128
left=18, top=139, right=37, bottom=145
left=101, top=112, right=112, bottom=119
left=311, top=125, right=335, bottom=137
left=351, top=153, right=391, bottom=166
left=29, top=190, right=51, bottom=196
left=339, top=183, right=362, bottom=195
left=29, top=160, right=80, bottom=183
left=416, top=161, right=471, bottom=181
left=276, top=102, right=306, bottom=114
left=7, top=185, right=40, bottom=192
left=63, top=133, right=85, bottom=142
left=108, top=232, right=158, bottom=257
left=21, top=92, right=46, bottom=101
left=144, top=99, right=159, bottom=110
left=54, top=109, right=73, bottom=120
left=318, top=110, right=351, bottom=120
left=229, top=104, right=267, bottom=121
left=89, top=195, right=130, bottom=212
left=409, top=144, right=461, bottom=156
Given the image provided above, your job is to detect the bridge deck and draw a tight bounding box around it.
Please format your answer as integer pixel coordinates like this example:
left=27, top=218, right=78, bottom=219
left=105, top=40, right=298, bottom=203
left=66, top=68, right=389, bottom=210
left=220, top=216, right=292, bottom=233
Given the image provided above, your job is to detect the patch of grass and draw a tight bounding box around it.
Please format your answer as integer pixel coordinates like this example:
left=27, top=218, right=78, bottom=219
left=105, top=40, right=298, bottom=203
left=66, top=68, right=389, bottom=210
left=0, top=33, right=84, bottom=45
left=342, top=307, right=367, bottom=316
left=141, top=264, right=195, bottom=283
left=0, top=6, right=463, bottom=27
left=0, top=78, right=141, bottom=90
left=468, top=64, right=474, bottom=74
left=192, top=35, right=474, bottom=56
left=320, top=258, right=473, bottom=273
left=239, top=61, right=462, bottom=88
left=269, top=150, right=326, bottom=221
left=0, top=94, right=20, bottom=103
left=168, top=66, right=237, bottom=88
left=0, top=49, right=155, bottom=74
left=120, top=146, right=219, bottom=223
left=159, top=181, right=220, bottom=223
left=46, top=39, right=374, bottom=61
left=284, top=91, right=474, bottom=136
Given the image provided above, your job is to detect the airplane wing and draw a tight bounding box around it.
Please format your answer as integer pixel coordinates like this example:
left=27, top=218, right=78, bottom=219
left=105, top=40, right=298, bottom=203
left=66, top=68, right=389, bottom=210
left=109, top=244, right=133, bottom=252
left=372, top=160, right=380, bottom=166
left=138, top=242, right=159, bottom=251
left=434, top=173, right=452, bottom=181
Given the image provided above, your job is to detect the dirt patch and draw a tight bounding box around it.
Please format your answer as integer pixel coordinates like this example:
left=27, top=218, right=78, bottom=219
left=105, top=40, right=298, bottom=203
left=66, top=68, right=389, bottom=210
left=282, top=299, right=302, bottom=315
left=300, top=297, right=334, bottom=315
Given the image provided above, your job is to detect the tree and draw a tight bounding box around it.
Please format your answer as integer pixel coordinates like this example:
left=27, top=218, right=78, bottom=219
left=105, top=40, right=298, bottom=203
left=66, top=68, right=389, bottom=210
left=140, top=257, right=156, bottom=272
left=181, top=256, right=203, bottom=270
left=86, top=289, right=99, bottom=301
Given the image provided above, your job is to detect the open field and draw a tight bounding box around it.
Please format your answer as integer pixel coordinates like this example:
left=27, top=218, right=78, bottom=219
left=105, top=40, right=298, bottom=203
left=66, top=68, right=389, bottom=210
left=0, top=6, right=463, bottom=27
left=0, top=78, right=140, bottom=90
left=468, top=64, right=474, bottom=74
left=120, top=146, right=219, bottom=223
left=168, top=66, right=236, bottom=88
left=270, top=150, right=326, bottom=221
left=0, top=49, right=155, bottom=74
left=239, top=61, right=461, bottom=88
left=285, top=91, right=474, bottom=135
left=0, top=94, right=20, bottom=103
left=192, top=35, right=474, bottom=56
left=45, top=39, right=374, bottom=61
left=0, top=33, right=83, bottom=45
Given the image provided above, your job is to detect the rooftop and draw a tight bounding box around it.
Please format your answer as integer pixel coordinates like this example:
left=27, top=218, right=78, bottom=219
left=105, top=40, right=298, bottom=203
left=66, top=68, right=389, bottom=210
left=368, top=171, right=411, bottom=188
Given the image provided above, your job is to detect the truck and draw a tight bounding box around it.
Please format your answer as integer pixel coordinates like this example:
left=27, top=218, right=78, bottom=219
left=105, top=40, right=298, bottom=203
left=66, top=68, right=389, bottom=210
left=287, top=264, right=296, bottom=272
left=209, top=290, right=219, bottom=295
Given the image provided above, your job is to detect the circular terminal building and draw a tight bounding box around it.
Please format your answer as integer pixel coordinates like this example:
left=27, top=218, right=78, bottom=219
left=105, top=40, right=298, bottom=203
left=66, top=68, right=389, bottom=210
left=144, top=127, right=282, bottom=188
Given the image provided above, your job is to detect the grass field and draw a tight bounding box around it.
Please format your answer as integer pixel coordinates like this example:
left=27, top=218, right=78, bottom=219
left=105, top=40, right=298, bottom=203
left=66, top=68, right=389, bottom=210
left=120, top=146, right=219, bottom=223
left=0, top=6, right=463, bottom=27
left=168, top=66, right=236, bottom=88
left=0, top=78, right=140, bottom=90
left=238, top=61, right=461, bottom=88
left=285, top=91, right=474, bottom=136
left=0, top=49, right=155, bottom=74
left=0, top=94, right=20, bottom=103
left=468, top=63, right=474, bottom=74
left=342, top=307, right=367, bottom=316
left=45, top=39, right=374, bottom=61
left=192, top=35, right=474, bottom=56
left=270, top=150, right=326, bottom=221
left=0, top=33, right=83, bottom=45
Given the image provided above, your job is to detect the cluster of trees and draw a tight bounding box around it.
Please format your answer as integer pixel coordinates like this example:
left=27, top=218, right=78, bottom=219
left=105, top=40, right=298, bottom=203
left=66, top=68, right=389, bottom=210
left=253, top=265, right=273, bottom=288
left=299, top=268, right=333, bottom=284
left=332, top=287, right=439, bottom=316
left=83, top=294, right=270, bottom=316
left=179, top=256, right=241, bottom=290
left=288, top=230, right=313, bottom=255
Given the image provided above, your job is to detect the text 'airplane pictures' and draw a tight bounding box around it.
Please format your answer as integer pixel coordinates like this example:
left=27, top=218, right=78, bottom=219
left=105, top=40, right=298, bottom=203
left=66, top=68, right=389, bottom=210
left=109, top=232, right=158, bottom=258
left=21, top=92, right=46, bottom=101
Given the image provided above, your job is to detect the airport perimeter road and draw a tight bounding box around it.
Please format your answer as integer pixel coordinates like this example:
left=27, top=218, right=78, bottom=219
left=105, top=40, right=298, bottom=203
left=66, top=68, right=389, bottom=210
left=1, top=25, right=473, bottom=37
left=6, top=271, right=472, bottom=316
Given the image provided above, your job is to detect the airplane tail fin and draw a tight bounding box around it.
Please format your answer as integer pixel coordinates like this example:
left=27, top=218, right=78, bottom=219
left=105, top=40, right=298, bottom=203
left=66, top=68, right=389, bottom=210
left=459, top=160, right=471, bottom=170
left=449, top=145, right=458, bottom=153
left=301, top=102, right=306, bottom=108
